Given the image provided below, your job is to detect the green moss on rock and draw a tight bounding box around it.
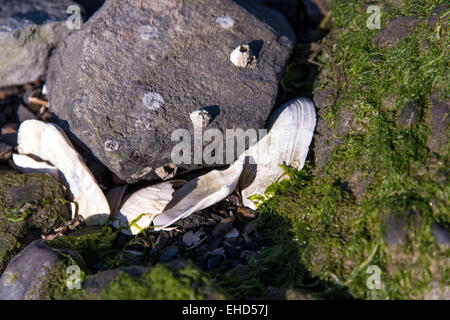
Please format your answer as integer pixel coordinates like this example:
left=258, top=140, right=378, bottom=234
left=230, top=0, right=448, bottom=299
left=0, top=172, right=70, bottom=274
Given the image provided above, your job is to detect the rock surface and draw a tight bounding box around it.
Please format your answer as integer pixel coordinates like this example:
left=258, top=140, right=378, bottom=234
left=0, top=239, right=72, bottom=300
left=0, top=0, right=78, bottom=87
left=0, top=172, right=70, bottom=274
left=427, top=92, right=449, bottom=156
left=47, top=0, right=295, bottom=183
left=373, top=16, right=419, bottom=49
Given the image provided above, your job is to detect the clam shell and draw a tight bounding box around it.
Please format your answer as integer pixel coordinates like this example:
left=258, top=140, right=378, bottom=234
left=12, top=153, right=60, bottom=179
left=111, top=180, right=185, bottom=235
left=239, top=98, right=316, bottom=209
left=16, top=120, right=110, bottom=225
left=152, top=162, right=243, bottom=231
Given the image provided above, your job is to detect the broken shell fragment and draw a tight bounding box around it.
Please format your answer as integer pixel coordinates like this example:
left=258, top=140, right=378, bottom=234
left=190, top=108, right=212, bottom=128
left=12, top=153, right=60, bottom=179
left=239, top=98, right=316, bottom=209
left=111, top=180, right=185, bottom=235
left=152, top=162, right=244, bottom=231
left=16, top=120, right=110, bottom=225
left=230, top=45, right=252, bottom=68
left=151, top=97, right=316, bottom=229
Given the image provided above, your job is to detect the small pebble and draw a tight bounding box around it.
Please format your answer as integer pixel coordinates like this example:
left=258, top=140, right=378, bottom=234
left=159, top=246, right=179, bottom=262
left=224, top=228, right=239, bottom=239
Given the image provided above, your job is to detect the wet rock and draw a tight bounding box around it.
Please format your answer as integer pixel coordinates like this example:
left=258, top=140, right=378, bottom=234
left=82, top=265, right=149, bottom=296
left=47, top=0, right=295, bottom=183
left=0, top=141, right=12, bottom=161
left=346, top=170, right=371, bottom=204
left=212, top=217, right=235, bottom=238
left=16, top=104, right=37, bottom=123
left=0, top=122, right=18, bottom=146
left=223, top=242, right=240, bottom=259
left=428, top=3, right=449, bottom=28
left=224, top=228, right=240, bottom=239
left=159, top=246, right=179, bottom=262
left=237, top=206, right=257, bottom=220
left=0, top=0, right=79, bottom=87
left=385, top=214, right=407, bottom=246
left=182, top=230, right=204, bottom=247
left=205, top=255, right=223, bottom=271
left=302, top=0, right=329, bottom=23
left=313, top=86, right=356, bottom=173
left=397, top=101, right=420, bottom=128
left=431, top=224, right=450, bottom=246
left=0, top=172, right=70, bottom=274
left=374, top=16, right=420, bottom=49
left=174, top=211, right=216, bottom=229
left=0, top=239, right=73, bottom=300
left=426, top=92, right=449, bottom=155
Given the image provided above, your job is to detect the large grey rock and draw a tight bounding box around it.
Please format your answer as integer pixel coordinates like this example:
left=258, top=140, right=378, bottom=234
left=0, top=0, right=79, bottom=87
left=47, top=0, right=295, bottom=183
left=0, top=239, right=71, bottom=300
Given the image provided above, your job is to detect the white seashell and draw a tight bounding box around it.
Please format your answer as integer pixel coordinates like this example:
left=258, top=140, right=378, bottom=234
left=12, top=153, right=60, bottom=179
left=111, top=180, right=185, bottom=235
left=16, top=120, right=110, bottom=225
left=239, top=98, right=316, bottom=209
left=152, top=162, right=244, bottom=231
left=230, top=45, right=252, bottom=68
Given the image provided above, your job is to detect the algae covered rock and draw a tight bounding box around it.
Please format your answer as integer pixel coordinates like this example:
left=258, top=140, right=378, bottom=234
left=0, top=0, right=80, bottom=87
left=47, top=0, right=295, bottom=183
left=0, top=172, right=70, bottom=274
left=0, top=239, right=74, bottom=300
left=64, top=261, right=224, bottom=300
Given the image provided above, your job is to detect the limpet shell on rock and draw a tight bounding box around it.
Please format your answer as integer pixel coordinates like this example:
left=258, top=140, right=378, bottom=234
left=230, top=45, right=252, bottom=68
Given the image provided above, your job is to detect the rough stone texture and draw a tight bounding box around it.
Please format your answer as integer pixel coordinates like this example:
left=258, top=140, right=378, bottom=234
left=397, top=101, right=420, bottom=128
left=426, top=92, right=449, bottom=156
left=431, top=223, right=450, bottom=246
left=385, top=214, right=407, bottom=246
left=0, top=172, right=70, bottom=274
left=428, top=3, right=449, bottom=28
left=47, top=0, right=295, bottom=183
left=0, top=239, right=71, bottom=300
left=82, top=265, right=149, bottom=296
left=374, top=16, right=420, bottom=49
left=0, top=0, right=79, bottom=87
